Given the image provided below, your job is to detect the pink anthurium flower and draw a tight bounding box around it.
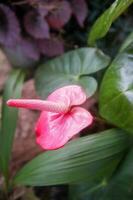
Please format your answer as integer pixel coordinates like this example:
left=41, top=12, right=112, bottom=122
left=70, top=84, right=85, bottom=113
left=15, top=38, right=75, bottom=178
left=7, top=85, right=93, bottom=150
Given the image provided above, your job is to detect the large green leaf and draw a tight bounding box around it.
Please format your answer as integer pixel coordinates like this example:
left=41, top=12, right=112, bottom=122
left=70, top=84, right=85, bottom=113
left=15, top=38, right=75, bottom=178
left=89, top=148, right=133, bottom=200
left=99, top=42, right=133, bottom=133
left=88, top=0, right=133, bottom=46
left=69, top=148, right=133, bottom=200
left=35, top=48, right=110, bottom=98
left=69, top=147, right=133, bottom=200
left=0, top=70, right=25, bottom=178
left=13, top=129, right=129, bottom=186
left=69, top=181, right=106, bottom=200
left=97, top=148, right=133, bottom=200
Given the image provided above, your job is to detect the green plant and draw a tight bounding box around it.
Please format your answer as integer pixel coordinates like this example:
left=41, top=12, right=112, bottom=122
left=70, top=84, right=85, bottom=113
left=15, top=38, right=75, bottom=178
left=0, top=0, right=133, bottom=199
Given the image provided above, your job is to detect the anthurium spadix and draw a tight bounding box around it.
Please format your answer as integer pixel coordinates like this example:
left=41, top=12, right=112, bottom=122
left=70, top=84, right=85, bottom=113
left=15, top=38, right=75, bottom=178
left=7, top=85, right=93, bottom=150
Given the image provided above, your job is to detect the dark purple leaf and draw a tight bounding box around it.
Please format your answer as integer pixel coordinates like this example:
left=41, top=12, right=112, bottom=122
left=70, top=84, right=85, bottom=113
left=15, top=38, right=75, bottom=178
left=3, top=37, right=40, bottom=68
left=37, top=7, right=49, bottom=17
left=47, top=0, right=72, bottom=30
left=27, top=0, right=44, bottom=5
left=71, top=0, right=88, bottom=27
left=24, top=11, right=50, bottom=39
left=0, top=4, right=20, bottom=47
left=37, top=37, right=64, bottom=57
left=27, top=0, right=49, bottom=17
left=20, top=38, right=40, bottom=60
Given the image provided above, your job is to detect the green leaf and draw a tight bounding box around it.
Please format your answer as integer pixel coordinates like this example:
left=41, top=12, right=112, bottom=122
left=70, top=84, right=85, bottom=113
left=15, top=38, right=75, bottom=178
left=88, top=0, right=133, bottom=46
left=89, top=148, right=133, bottom=200
left=35, top=48, right=110, bottom=98
left=99, top=148, right=133, bottom=200
left=69, top=148, right=133, bottom=200
left=13, top=129, right=129, bottom=186
left=119, top=31, right=133, bottom=53
left=69, top=181, right=106, bottom=200
left=99, top=41, right=133, bottom=133
left=0, top=70, right=25, bottom=178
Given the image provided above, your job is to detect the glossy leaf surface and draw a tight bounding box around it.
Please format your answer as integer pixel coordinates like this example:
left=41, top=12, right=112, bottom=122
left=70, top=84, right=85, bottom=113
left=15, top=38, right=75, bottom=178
left=35, top=48, right=110, bottom=98
left=99, top=41, right=133, bottom=133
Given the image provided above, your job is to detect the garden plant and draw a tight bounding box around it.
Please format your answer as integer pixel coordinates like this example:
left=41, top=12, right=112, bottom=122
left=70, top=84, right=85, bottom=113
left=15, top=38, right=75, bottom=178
left=0, top=0, right=133, bottom=199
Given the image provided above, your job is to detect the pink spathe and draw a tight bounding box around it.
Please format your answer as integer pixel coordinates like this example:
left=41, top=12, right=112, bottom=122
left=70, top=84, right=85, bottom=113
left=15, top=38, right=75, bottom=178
left=7, top=85, right=93, bottom=150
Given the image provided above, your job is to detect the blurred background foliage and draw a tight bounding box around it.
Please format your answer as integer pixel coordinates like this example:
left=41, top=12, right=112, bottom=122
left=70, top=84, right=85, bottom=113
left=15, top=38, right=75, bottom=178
left=0, top=0, right=132, bottom=67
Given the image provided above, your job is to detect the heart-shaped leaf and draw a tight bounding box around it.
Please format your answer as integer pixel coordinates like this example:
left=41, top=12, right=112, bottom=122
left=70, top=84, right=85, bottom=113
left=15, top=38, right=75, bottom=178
left=99, top=38, right=133, bottom=133
left=13, top=129, right=129, bottom=186
left=35, top=48, right=110, bottom=98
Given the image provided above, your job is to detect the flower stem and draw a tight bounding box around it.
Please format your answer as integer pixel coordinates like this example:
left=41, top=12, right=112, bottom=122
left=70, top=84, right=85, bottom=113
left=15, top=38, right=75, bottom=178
left=7, top=99, right=69, bottom=114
